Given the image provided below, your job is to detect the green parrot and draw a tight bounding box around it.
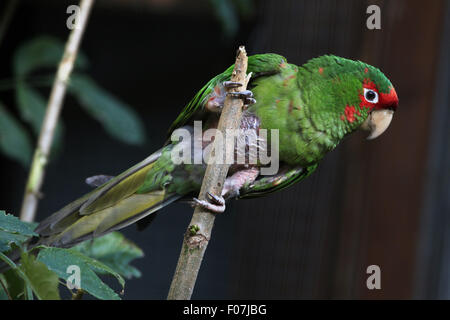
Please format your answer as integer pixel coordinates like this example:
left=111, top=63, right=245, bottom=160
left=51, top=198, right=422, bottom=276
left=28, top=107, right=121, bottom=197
left=33, top=53, right=398, bottom=248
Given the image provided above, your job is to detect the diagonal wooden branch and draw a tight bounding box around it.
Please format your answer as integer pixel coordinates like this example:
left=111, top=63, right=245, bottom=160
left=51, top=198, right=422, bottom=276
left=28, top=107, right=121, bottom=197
left=20, top=0, right=95, bottom=222
left=167, top=46, right=249, bottom=300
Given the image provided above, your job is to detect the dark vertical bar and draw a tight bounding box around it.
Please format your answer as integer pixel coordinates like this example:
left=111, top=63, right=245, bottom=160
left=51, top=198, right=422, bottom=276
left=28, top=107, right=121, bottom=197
left=414, top=0, right=450, bottom=300
left=333, top=0, right=445, bottom=299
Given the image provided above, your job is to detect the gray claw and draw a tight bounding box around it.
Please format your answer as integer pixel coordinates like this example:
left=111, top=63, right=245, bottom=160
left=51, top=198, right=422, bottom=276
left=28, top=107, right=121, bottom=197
left=223, top=81, right=243, bottom=89
left=244, top=97, right=256, bottom=105
left=227, top=90, right=256, bottom=106
left=227, top=90, right=254, bottom=99
left=207, top=192, right=225, bottom=206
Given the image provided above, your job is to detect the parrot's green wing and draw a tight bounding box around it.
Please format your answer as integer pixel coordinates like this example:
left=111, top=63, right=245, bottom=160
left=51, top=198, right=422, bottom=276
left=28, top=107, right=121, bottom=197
left=167, top=53, right=288, bottom=136
left=238, top=164, right=318, bottom=199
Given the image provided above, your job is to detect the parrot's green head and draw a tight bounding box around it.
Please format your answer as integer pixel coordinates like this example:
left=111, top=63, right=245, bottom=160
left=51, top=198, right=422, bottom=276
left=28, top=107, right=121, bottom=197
left=299, top=55, right=399, bottom=140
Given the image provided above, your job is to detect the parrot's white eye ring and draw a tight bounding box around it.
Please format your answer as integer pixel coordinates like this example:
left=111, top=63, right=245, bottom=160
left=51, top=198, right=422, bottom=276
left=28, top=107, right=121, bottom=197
left=364, top=88, right=379, bottom=104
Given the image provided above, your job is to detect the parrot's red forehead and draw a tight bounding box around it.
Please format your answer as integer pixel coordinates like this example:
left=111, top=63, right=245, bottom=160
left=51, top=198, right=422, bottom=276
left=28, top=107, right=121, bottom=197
left=361, top=79, right=398, bottom=111
left=380, top=86, right=399, bottom=110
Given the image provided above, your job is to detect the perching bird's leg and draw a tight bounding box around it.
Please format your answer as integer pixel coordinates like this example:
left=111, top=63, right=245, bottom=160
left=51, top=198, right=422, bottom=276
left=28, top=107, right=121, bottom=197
left=192, top=192, right=226, bottom=213
left=227, top=90, right=256, bottom=106
left=222, top=81, right=242, bottom=89
left=192, top=167, right=260, bottom=213
left=205, top=83, right=256, bottom=113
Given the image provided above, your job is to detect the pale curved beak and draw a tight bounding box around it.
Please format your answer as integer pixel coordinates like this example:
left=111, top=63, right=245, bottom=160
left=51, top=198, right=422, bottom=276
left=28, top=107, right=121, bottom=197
left=361, top=109, right=394, bottom=140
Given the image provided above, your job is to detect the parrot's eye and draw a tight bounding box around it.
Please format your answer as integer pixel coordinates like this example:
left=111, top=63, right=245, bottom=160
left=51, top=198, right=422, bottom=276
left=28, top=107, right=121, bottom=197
left=364, top=88, right=379, bottom=103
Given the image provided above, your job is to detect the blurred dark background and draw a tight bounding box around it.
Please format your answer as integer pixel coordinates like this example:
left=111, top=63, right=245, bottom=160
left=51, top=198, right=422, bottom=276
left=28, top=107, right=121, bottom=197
left=0, top=0, right=448, bottom=299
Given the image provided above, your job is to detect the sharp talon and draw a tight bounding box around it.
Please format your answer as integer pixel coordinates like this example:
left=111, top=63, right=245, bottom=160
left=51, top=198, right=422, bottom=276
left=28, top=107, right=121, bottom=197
left=244, top=98, right=256, bottom=105
left=243, top=90, right=254, bottom=98
left=223, top=81, right=242, bottom=89
left=227, top=90, right=254, bottom=99
left=207, top=192, right=225, bottom=206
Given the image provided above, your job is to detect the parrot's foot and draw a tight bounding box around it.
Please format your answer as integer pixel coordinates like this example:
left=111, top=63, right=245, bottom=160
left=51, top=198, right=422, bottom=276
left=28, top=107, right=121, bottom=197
left=227, top=90, right=256, bottom=105
left=192, top=192, right=226, bottom=213
left=223, top=81, right=242, bottom=89
left=206, top=83, right=255, bottom=113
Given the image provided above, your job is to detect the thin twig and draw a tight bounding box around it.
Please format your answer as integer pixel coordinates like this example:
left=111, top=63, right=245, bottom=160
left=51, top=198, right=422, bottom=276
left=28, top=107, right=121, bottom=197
left=167, top=46, right=249, bottom=300
left=19, top=0, right=95, bottom=222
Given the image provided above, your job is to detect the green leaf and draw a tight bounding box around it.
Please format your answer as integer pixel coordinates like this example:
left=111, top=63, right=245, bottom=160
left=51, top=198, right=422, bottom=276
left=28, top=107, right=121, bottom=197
left=0, top=210, right=37, bottom=252
left=1, top=269, right=25, bottom=300
left=0, top=211, right=37, bottom=237
left=69, top=74, right=146, bottom=145
left=13, top=36, right=88, bottom=77
left=0, top=251, right=34, bottom=300
left=19, top=252, right=60, bottom=300
left=15, top=82, right=46, bottom=134
left=15, top=82, right=65, bottom=150
left=0, top=230, right=29, bottom=253
left=75, top=232, right=143, bottom=279
left=0, top=103, right=32, bottom=166
left=37, top=247, right=125, bottom=300
left=0, top=274, right=10, bottom=299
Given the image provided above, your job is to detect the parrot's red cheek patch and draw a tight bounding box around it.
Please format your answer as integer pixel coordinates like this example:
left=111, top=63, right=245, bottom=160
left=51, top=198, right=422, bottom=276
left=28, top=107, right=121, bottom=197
left=319, top=67, right=324, bottom=75
left=344, top=105, right=356, bottom=123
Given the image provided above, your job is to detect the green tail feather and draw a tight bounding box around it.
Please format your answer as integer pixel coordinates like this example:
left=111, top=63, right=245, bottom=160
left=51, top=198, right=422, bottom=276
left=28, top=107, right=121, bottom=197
left=35, top=150, right=180, bottom=248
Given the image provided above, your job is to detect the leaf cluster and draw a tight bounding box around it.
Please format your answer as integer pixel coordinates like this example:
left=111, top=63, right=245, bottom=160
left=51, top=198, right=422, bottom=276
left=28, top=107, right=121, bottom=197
left=0, top=210, right=143, bottom=300
left=0, top=36, right=146, bottom=167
